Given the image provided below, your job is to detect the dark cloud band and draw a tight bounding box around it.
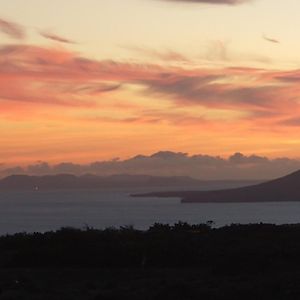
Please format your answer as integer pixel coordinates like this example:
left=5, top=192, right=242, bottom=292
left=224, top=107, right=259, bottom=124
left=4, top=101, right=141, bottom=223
left=159, top=0, right=251, bottom=5
left=1, top=151, right=299, bottom=180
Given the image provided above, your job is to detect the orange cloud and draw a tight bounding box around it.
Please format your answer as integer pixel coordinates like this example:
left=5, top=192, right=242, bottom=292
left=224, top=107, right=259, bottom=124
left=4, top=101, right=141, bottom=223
left=1, top=41, right=300, bottom=119
left=2, top=42, right=300, bottom=119
left=2, top=39, right=300, bottom=165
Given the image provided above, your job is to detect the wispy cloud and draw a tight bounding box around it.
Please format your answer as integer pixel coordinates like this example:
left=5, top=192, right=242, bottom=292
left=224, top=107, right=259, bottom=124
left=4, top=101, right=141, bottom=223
left=0, top=41, right=299, bottom=119
left=0, top=18, right=26, bottom=39
left=40, top=31, right=76, bottom=44
left=279, top=117, right=300, bottom=127
left=159, top=0, right=252, bottom=5
left=1, top=38, right=300, bottom=154
left=123, top=46, right=189, bottom=63
left=263, top=34, right=280, bottom=44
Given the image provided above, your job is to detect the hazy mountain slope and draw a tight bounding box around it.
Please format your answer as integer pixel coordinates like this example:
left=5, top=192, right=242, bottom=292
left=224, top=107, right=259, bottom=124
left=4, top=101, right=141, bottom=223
left=0, top=174, right=261, bottom=191
left=133, top=170, right=300, bottom=203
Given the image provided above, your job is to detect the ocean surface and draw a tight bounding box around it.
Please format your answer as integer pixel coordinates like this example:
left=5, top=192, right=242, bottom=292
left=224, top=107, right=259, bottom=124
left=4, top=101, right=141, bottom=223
left=1, top=187, right=300, bottom=234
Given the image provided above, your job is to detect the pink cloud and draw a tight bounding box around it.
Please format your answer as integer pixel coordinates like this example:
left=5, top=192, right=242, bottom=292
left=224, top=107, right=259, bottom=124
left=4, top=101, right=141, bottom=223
left=1, top=41, right=300, bottom=129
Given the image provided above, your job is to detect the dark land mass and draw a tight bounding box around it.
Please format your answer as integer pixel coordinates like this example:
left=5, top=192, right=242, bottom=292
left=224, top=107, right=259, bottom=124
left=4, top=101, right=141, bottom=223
left=0, top=223, right=300, bottom=299
left=0, top=174, right=260, bottom=191
left=133, top=169, right=300, bottom=203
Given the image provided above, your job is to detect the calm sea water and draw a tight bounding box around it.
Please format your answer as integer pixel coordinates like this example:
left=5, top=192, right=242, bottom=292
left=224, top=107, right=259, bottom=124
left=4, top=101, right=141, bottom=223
left=0, top=187, right=300, bottom=234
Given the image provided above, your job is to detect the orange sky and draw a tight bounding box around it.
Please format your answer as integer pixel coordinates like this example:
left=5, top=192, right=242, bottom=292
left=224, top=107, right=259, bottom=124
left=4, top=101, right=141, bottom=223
left=1, top=0, right=300, bottom=168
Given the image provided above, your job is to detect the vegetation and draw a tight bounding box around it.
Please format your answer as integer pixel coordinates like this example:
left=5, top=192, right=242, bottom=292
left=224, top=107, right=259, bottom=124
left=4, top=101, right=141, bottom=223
left=1, top=222, right=300, bottom=299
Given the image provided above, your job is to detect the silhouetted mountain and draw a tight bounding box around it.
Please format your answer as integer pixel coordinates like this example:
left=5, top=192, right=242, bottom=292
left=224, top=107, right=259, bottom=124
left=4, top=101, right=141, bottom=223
left=133, top=170, right=300, bottom=203
left=0, top=174, right=261, bottom=191
left=0, top=174, right=200, bottom=190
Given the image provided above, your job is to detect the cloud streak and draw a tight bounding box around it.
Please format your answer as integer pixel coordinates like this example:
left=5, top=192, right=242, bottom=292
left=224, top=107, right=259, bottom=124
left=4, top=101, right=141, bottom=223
left=40, top=31, right=76, bottom=44
left=123, top=46, right=189, bottom=62
left=1, top=38, right=300, bottom=166
left=0, top=18, right=26, bottom=39
left=263, top=34, right=280, bottom=44
left=1, top=41, right=300, bottom=124
left=160, top=0, right=251, bottom=5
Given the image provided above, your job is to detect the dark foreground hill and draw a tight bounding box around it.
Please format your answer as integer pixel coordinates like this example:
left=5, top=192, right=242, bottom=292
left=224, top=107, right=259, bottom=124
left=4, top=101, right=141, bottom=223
left=133, top=169, right=300, bottom=203
left=1, top=223, right=300, bottom=299
left=0, top=174, right=259, bottom=190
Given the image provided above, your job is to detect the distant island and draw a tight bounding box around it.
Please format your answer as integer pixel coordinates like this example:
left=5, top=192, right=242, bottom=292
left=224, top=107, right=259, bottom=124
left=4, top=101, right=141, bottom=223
left=133, top=170, right=300, bottom=203
left=0, top=174, right=260, bottom=191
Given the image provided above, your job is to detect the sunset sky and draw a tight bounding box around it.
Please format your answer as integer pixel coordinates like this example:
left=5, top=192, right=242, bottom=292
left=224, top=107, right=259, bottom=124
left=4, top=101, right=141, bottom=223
left=1, top=0, right=300, bottom=170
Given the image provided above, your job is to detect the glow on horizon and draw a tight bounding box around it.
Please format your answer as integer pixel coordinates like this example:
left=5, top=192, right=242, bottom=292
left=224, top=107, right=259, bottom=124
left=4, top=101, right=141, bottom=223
left=1, top=0, right=300, bottom=168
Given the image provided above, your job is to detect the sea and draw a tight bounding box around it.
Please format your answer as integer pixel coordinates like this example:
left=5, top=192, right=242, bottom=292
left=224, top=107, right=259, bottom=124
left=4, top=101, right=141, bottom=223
left=1, top=186, right=300, bottom=235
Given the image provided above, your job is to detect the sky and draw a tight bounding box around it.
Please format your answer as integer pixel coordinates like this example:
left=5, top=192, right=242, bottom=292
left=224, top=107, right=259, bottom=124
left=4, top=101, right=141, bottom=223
left=1, top=0, right=300, bottom=177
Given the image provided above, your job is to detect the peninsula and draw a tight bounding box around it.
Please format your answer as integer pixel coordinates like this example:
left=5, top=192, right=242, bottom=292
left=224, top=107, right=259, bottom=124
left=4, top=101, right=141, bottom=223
left=133, top=170, right=300, bottom=203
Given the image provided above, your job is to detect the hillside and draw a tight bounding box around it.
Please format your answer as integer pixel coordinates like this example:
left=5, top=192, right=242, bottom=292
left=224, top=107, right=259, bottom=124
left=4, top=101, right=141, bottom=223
left=133, top=170, right=300, bottom=203
left=0, top=223, right=300, bottom=299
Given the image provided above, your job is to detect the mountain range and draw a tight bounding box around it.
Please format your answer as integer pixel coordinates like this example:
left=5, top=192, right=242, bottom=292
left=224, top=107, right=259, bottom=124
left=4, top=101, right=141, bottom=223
left=0, top=174, right=260, bottom=191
